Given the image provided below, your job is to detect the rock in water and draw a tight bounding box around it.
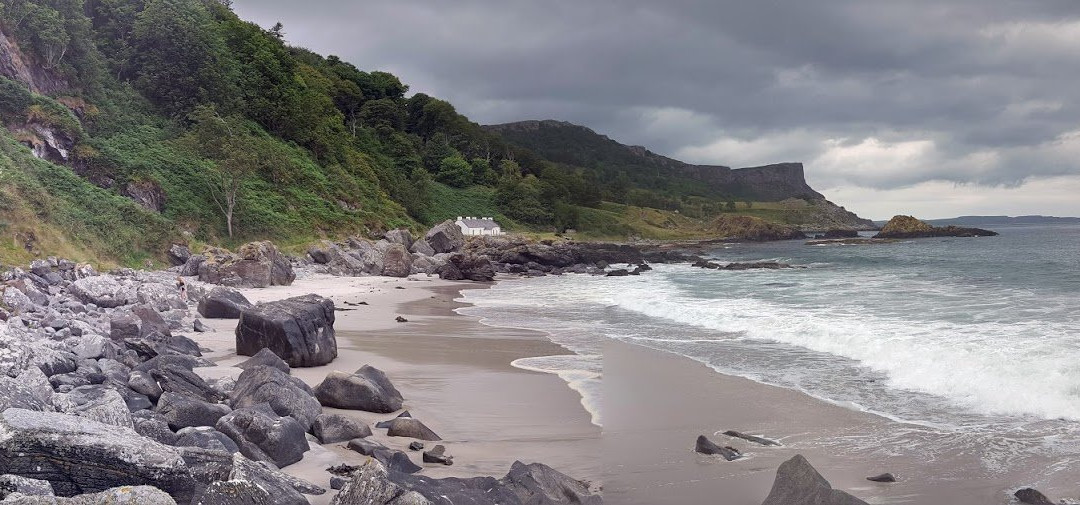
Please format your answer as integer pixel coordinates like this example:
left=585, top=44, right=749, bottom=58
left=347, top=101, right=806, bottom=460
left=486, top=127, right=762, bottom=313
left=694, top=435, right=741, bottom=461
left=0, top=409, right=194, bottom=499
left=761, top=454, right=869, bottom=505
left=215, top=404, right=308, bottom=468
left=197, top=287, right=254, bottom=319
left=314, top=365, right=403, bottom=413
left=1014, top=488, right=1054, bottom=505
left=866, top=473, right=896, bottom=483
left=723, top=430, right=781, bottom=446
left=235, top=294, right=337, bottom=367
left=873, top=215, right=998, bottom=239
left=438, top=254, right=495, bottom=282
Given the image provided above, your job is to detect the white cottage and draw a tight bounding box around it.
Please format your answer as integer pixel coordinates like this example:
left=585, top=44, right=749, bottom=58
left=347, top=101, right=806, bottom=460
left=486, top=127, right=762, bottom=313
left=456, top=216, right=503, bottom=236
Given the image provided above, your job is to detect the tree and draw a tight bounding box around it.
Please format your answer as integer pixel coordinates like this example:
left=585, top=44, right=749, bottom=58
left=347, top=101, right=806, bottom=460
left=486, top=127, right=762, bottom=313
left=436, top=155, right=473, bottom=188
left=359, top=98, right=405, bottom=131
left=422, top=133, right=456, bottom=172
left=470, top=157, right=497, bottom=186
left=184, top=106, right=261, bottom=238
left=269, top=21, right=284, bottom=39
left=553, top=201, right=579, bottom=233
left=725, top=201, right=737, bottom=212
left=744, top=200, right=753, bottom=209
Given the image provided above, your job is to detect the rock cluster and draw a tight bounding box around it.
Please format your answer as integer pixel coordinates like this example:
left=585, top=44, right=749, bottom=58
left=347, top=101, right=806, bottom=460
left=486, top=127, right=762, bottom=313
left=874, top=215, right=998, bottom=239
left=188, top=241, right=295, bottom=288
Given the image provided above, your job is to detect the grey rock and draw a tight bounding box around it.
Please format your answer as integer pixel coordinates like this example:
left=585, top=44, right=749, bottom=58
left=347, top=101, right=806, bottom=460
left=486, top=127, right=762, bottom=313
left=408, top=240, right=435, bottom=257
left=8, top=485, right=178, bottom=504
left=723, top=430, right=781, bottom=446
left=191, top=479, right=270, bottom=505
left=69, top=277, right=130, bottom=309
left=0, top=375, right=52, bottom=412
left=866, top=473, right=896, bottom=483
left=156, top=392, right=232, bottom=430
left=695, top=435, right=741, bottom=461
left=384, top=229, right=414, bottom=249
left=346, top=437, right=388, bottom=456
left=180, top=255, right=205, bottom=277
left=422, top=445, right=452, bottom=465
left=424, top=221, right=465, bottom=254
left=228, top=453, right=323, bottom=501
left=235, top=295, right=337, bottom=368
left=381, top=243, right=414, bottom=277
left=151, top=364, right=227, bottom=403
left=408, top=441, right=423, bottom=451
left=131, top=410, right=177, bottom=445
left=192, top=319, right=211, bottom=333
left=386, top=418, right=441, bottom=441
left=53, top=385, right=133, bottom=428
left=0, top=409, right=194, bottom=500
left=197, top=287, right=253, bottom=320
left=168, top=244, right=192, bottom=266
left=314, top=365, right=403, bottom=413
left=175, top=426, right=240, bottom=454
left=229, top=365, right=319, bottom=431
left=760, top=454, right=869, bottom=505
left=136, top=283, right=186, bottom=312
left=311, top=413, right=372, bottom=444
left=234, top=348, right=289, bottom=374
left=330, top=460, right=404, bottom=505
left=1014, top=488, right=1054, bottom=505
left=0, top=474, right=54, bottom=497
left=134, top=354, right=212, bottom=374
left=329, top=476, right=348, bottom=490
left=215, top=404, right=308, bottom=468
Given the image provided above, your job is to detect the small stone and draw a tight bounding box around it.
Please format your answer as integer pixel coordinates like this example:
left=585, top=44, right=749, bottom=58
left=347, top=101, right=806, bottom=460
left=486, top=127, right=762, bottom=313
left=408, top=441, right=424, bottom=451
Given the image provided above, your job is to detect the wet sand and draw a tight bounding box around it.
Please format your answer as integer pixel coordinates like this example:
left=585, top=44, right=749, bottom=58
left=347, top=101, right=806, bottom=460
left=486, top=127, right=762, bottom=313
left=602, top=339, right=1072, bottom=505
left=190, top=274, right=599, bottom=503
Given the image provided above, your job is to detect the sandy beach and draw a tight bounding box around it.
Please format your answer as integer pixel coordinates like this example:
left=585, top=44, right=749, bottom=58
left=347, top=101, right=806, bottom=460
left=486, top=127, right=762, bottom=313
left=602, top=339, right=1076, bottom=505
left=189, top=273, right=600, bottom=504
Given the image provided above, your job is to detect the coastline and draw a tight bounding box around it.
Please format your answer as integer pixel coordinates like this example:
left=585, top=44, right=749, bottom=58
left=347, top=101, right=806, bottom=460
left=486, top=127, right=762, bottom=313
left=189, top=273, right=601, bottom=503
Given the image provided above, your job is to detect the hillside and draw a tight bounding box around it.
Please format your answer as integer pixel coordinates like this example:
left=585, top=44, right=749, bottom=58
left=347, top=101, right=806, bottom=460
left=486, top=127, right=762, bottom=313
left=487, top=120, right=874, bottom=231
left=0, top=0, right=871, bottom=267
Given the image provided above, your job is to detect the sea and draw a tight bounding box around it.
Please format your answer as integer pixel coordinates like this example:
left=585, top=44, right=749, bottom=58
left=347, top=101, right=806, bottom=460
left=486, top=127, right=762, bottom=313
left=457, top=224, right=1080, bottom=476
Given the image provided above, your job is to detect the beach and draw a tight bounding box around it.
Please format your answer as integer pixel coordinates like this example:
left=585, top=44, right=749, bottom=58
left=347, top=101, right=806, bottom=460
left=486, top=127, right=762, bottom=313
left=189, top=273, right=601, bottom=504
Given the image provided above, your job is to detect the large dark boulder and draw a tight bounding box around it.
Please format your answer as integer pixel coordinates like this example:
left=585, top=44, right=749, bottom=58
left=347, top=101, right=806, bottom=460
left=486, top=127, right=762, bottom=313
left=1015, top=488, right=1054, bottom=505
left=381, top=243, right=414, bottom=278
left=197, top=287, right=254, bottom=319
left=694, top=435, right=740, bottom=460
left=167, top=244, right=192, bottom=266
left=174, top=426, right=240, bottom=454
left=0, top=409, right=195, bottom=499
left=424, top=221, right=465, bottom=254
left=215, top=404, right=308, bottom=468
left=229, top=365, right=321, bottom=431
left=156, top=392, right=231, bottom=430
left=150, top=364, right=227, bottom=403
left=439, top=254, right=495, bottom=282
left=313, top=365, right=403, bottom=413
left=760, top=454, right=869, bottom=505
left=235, top=295, right=337, bottom=368
left=311, top=413, right=372, bottom=444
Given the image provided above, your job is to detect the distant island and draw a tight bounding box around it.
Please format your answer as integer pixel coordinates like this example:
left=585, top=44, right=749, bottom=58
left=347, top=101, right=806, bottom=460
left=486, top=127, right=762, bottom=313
left=874, top=215, right=1080, bottom=227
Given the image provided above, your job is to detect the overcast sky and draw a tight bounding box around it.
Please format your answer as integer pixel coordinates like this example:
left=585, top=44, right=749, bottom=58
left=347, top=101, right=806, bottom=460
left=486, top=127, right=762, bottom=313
left=235, top=0, right=1080, bottom=220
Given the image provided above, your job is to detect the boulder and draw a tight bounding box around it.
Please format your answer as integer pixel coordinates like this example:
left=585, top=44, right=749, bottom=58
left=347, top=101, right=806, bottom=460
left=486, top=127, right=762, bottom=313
left=866, top=473, right=896, bottom=483
left=694, top=435, right=740, bottom=461
left=156, top=392, right=232, bottom=430
left=438, top=254, right=495, bottom=282
left=193, top=319, right=211, bottom=333
left=228, top=453, right=324, bottom=499
left=381, top=243, right=414, bottom=277
left=70, top=276, right=130, bottom=308
left=424, top=221, right=465, bottom=254
left=151, top=364, right=227, bottom=403
left=311, top=413, right=372, bottom=444
left=386, top=418, right=441, bottom=441
left=0, top=409, right=194, bottom=499
left=191, top=479, right=270, bottom=505
left=53, top=385, right=133, bottom=428
left=136, top=283, right=186, bottom=312
left=314, top=365, right=403, bottom=413
left=10, top=485, right=179, bottom=504
left=197, top=287, right=253, bottom=319
left=1014, top=488, right=1054, bottom=505
left=384, top=229, right=414, bottom=249
left=167, top=244, right=192, bottom=266
left=132, top=411, right=178, bottom=445
left=422, top=445, right=452, bottom=465
left=180, top=255, right=205, bottom=277
left=235, top=348, right=289, bottom=374
left=174, top=426, right=240, bottom=454
left=135, top=354, right=213, bottom=374
left=215, top=404, right=308, bottom=468
left=197, top=242, right=294, bottom=288
left=128, top=371, right=163, bottom=401
left=408, top=441, right=423, bottom=451
left=760, top=454, right=869, bottom=505
left=408, top=239, right=435, bottom=257
left=0, top=374, right=53, bottom=412
left=229, top=365, right=321, bottom=431
left=235, top=294, right=337, bottom=368
left=386, top=460, right=599, bottom=505
left=0, top=474, right=55, bottom=497
left=329, top=460, right=408, bottom=505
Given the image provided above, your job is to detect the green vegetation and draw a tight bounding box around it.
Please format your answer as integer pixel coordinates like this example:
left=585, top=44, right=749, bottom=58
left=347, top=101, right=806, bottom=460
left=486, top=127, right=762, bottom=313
left=0, top=0, right=858, bottom=266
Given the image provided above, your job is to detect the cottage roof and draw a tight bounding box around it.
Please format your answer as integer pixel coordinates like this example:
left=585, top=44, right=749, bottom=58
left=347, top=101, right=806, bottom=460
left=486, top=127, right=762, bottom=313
left=456, top=217, right=500, bottom=230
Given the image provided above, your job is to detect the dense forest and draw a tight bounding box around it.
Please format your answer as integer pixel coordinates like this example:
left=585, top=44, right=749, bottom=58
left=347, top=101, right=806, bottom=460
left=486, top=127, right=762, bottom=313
left=0, top=0, right=865, bottom=266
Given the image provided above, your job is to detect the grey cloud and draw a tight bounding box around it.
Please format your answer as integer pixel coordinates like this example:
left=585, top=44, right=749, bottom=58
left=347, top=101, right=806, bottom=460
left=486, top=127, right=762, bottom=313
left=233, top=0, right=1080, bottom=200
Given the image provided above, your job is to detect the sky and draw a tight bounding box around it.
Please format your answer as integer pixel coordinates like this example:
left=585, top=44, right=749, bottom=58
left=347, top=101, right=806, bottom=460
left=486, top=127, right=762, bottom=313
left=234, top=0, right=1080, bottom=220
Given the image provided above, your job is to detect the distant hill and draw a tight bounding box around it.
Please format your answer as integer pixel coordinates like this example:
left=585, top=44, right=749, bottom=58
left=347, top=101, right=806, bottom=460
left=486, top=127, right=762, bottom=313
left=486, top=120, right=874, bottom=230
left=923, top=216, right=1080, bottom=227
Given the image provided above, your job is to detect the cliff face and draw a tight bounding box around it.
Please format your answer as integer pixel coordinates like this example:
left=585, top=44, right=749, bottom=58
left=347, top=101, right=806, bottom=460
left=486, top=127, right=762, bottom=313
left=0, top=26, right=66, bottom=94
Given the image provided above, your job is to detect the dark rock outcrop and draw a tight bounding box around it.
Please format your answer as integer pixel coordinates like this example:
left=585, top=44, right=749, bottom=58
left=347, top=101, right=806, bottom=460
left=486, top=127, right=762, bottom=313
left=424, top=221, right=465, bottom=254
left=874, top=215, right=998, bottom=239
left=1014, top=488, right=1054, bottom=505
left=694, top=435, right=740, bottom=461
left=156, top=392, right=231, bottom=430
left=197, top=287, right=254, bottom=319
left=229, top=365, right=321, bottom=431
left=235, top=294, right=337, bottom=368
left=197, top=242, right=295, bottom=288
left=760, top=454, right=869, bottom=505
left=215, top=404, right=308, bottom=468
left=314, top=365, right=403, bottom=413
left=438, top=254, right=495, bottom=282
left=0, top=409, right=195, bottom=500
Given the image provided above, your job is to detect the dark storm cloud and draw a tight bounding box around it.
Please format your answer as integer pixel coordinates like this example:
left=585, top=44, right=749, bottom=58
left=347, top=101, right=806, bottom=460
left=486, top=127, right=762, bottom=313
left=233, top=0, right=1080, bottom=211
